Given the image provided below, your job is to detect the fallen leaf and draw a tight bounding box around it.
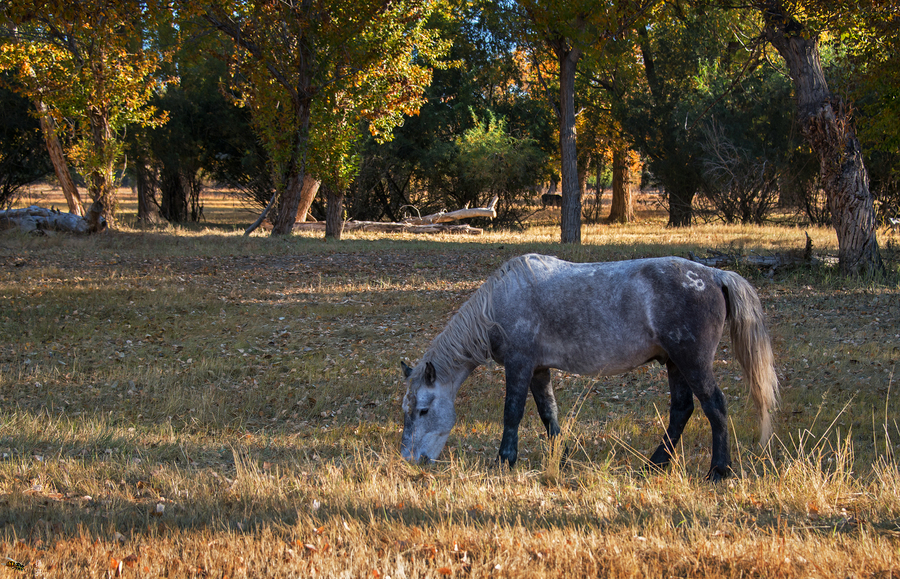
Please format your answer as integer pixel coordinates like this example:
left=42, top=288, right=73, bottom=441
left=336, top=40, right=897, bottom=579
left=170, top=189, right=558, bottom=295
left=438, top=566, right=452, bottom=575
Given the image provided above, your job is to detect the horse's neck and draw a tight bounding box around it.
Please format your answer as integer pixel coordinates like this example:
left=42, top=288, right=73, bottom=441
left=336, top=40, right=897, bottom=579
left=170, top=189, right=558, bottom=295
left=454, top=359, right=480, bottom=393
left=429, top=353, right=479, bottom=400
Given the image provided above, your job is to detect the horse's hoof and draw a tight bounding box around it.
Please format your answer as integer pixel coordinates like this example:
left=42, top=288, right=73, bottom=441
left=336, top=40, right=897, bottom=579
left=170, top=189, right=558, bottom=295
left=705, top=465, right=731, bottom=483
left=496, top=452, right=517, bottom=469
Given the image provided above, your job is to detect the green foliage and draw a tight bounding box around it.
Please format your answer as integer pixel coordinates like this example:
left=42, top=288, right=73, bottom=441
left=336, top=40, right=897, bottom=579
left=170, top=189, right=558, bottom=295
left=612, top=4, right=815, bottom=226
left=203, top=0, right=452, bottom=228
left=348, top=0, right=554, bottom=225
left=133, top=39, right=266, bottom=221
left=696, top=49, right=808, bottom=224
left=451, top=110, right=547, bottom=223
left=0, top=0, right=173, bottom=222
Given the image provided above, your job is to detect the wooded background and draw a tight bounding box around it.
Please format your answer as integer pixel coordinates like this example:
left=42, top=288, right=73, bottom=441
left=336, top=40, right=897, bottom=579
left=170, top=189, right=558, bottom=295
left=1, top=0, right=898, bottom=273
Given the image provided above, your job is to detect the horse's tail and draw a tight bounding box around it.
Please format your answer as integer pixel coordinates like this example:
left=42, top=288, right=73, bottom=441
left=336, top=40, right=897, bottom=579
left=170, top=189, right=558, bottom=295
left=718, top=271, right=779, bottom=446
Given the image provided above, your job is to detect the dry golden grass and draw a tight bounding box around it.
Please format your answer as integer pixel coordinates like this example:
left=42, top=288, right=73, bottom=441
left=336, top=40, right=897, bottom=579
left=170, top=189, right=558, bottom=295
left=1, top=185, right=899, bottom=577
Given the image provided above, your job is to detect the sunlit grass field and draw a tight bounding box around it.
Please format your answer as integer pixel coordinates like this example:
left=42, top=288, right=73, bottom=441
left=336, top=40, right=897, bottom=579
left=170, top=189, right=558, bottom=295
left=2, top=186, right=899, bottom=577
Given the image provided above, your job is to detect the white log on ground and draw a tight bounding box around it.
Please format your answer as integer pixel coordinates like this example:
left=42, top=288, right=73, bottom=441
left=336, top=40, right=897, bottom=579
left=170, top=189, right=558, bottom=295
left=0, top=205, right=105, bottom=234
left=403, top=195, right=498, bottom=225
left=290, top=196, right=496, bottom=235
left=292, top=221, right=483, bottom=235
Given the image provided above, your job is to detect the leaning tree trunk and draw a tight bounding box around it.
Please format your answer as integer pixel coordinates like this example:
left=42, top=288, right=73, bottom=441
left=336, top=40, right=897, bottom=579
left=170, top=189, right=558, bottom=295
left=607, top=147, right=635, bottom=224
left=555, top=43, right=583, bottom=244
left=764, top=5, right=884, bottom=276
left=295, top=175, right=321, bottom=222
left=35, top=100, right=84, bottom=216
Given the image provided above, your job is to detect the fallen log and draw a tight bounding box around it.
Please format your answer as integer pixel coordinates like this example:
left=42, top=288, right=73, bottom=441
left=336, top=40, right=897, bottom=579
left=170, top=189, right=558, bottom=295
left=687, top=250, right=795, bottom=268
left=289, top=197, right=495, bottom=235
left=404, top=195, right=498, bottom=225
left=687, top=235, right=830, bottom=271
left=292, top=221, right=483, bottom=235
left=0, top=203, right=106, bottom=234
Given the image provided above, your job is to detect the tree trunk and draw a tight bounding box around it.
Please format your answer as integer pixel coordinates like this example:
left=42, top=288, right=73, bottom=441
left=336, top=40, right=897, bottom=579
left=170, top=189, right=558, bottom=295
left=607, top=147, right=634, bottom=224
left=764, top=4, right=884, bottom=276
left=324, top=184, right=344, bottom=240
left=35, top=100, right=83, bottom=216
left=133, top=156, right=162, bottom=223
left=244, top=192, right=277, bottom=236
left=271, top=98, right=312, bottom=236
left=296, top=175, right=321, bottom=222
left=0, top=204, right=104, bottom=233
left=86, top=105, right=117, bottom=227
left=555, top=44, right=583, bottom=244
left=159, top=167, right=188, bottom=222
left=667, top=185, right=694, bottom=227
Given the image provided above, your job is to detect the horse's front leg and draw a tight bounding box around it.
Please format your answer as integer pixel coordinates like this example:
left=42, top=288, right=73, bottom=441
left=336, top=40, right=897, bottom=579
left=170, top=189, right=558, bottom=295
left=498, top=361, right=533, bottom=467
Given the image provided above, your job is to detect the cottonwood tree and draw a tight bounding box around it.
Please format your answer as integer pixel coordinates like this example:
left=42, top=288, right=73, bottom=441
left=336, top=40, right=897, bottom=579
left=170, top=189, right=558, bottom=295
left=200, top=0, right=450, bottom=237
left=0, top=1, right=172, bottom=226
left=759, top=0, right=885, bottom=276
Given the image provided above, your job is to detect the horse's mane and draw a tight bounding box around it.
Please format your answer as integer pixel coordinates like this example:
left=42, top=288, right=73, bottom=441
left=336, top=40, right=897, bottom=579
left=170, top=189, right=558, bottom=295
left=423, top=254, right=553, bottom=376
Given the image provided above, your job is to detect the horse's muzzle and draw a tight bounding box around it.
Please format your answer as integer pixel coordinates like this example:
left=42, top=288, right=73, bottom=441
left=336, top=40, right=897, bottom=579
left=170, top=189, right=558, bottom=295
left=401, top=446, right=431, bottom=464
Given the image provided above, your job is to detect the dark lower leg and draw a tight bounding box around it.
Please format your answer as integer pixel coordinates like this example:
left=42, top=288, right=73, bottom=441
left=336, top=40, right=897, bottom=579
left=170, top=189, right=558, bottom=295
left=499, top=365, right=532, bottom=467
left=649, top=363, right=695, bottom=468
left=697, top=386, right=731, bottom=481
left=530, top=368, right=561, bottom=438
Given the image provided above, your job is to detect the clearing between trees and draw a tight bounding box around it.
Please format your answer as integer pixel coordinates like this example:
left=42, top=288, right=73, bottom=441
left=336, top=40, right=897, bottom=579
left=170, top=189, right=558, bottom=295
left=1, top=190, right=899, bottom=577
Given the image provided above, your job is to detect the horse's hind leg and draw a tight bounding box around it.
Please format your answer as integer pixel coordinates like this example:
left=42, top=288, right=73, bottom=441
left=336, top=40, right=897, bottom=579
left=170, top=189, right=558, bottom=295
left=660, top=359, right=731, bottom=481
left=649, top=360, right=695, bottom=471
left=530, top=368, right=561, bottom=438
left=694, top=372, right=730, bottom=482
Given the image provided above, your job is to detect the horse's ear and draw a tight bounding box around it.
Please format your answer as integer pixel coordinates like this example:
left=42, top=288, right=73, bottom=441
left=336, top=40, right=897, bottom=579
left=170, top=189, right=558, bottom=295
left=424, top=361, right=436, bottom=385
left=401, top=360, right=413, bottom=378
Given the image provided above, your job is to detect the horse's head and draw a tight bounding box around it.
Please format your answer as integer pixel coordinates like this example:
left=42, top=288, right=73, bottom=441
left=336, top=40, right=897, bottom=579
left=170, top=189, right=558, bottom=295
left=400, top=360, right=456, bottom=463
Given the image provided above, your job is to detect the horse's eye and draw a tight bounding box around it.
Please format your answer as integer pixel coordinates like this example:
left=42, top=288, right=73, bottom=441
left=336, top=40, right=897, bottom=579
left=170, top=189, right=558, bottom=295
left=418, top=409, right=429, bottom=417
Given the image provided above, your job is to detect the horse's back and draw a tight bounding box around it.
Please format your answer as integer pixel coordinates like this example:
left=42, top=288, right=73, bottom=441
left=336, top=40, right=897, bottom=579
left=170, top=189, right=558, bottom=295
left=490, top=255, right=728, bottom=375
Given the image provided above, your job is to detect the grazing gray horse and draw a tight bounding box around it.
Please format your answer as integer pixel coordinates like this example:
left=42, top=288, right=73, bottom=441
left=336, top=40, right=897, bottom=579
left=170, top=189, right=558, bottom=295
left=400, top=254, right=778, bottom=481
